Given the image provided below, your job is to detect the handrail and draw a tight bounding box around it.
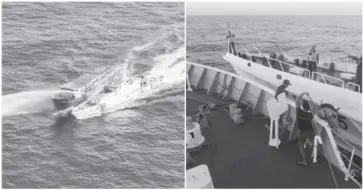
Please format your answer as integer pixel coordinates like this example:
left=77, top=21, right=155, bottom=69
left=312, top=72, right=345, bottom=87
left=238, top=43, right=252, bottom=61
left=268, top=57, right=312, bottom=78
left=303, top=93, right=361, bottom=188
left=254, top=46, right=272, bottom=68
left=313, top=115, right=361, bottom=187
left=347, top=82, right=360, bottom=92
left=279, top=47, right=288, bottom=58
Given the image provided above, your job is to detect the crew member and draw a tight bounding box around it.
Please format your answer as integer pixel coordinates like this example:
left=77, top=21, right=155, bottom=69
left=274, top=79, right=291, bottom=101
left=226, top=30, right=237, bottom=55
left=294, top=92, right=315, bottom=166
left=307, top=46, right=319, bottom=80
left=349, top=55, right=362, bottom=93
left=103, top=85, right=116, bottom=93
left=140, top=76, right=147, bottom=88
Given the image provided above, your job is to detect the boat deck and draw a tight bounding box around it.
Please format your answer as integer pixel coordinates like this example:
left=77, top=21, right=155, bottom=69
left=186, top=91, right=359, bottom=188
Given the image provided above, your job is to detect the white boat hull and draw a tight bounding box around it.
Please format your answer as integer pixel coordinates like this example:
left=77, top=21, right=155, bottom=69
left=71, top=77, right=164, bottom=119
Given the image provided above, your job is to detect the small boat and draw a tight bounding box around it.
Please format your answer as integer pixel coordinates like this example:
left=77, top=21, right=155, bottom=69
left=71, top=73, right=164, bottom=119
left=51, top=74, right=97, bottom=111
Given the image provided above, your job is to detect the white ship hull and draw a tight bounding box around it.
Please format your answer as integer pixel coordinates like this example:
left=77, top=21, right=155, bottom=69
left=71, top=76, right=164, bottom=119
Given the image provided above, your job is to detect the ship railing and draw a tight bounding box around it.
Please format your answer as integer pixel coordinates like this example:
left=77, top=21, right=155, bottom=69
left=268, top=57, right=311, bottom=79
left=253, top=46, right=272, bottom=68
left=312, top=72, right=345, bottom=88
left=237, top=43, right=252, bottom=61
left=317, top=117, right=362, bottom=188
left=304, top=95, right=362, bottom=188
left=278, top=47, right=289, bottom=59
left=346, top=82, right=361, bottom=92
left=252, top=46, right=311, bottom=78
left=231, top=45, right=352, bottom=89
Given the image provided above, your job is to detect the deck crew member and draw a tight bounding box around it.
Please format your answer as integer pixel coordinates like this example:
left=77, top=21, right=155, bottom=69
left=307, top=46, right=319, bottom=80
left=186, top=116, right=197, bottom=166
left=140, top=76, right=147, bottom=88
left=102, top=85, right=116, bottom=93
left=274, top=79, right=291, bottom=101
left=294, top=92, right=314, bottom=166
left=226, top=30, right=237, bottom=55
left=349, top=55, right=362, bottom=93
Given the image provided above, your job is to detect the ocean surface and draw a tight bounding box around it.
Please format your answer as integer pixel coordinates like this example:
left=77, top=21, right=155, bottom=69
left=187, top=15, right=362, bottom=72
left=2, top=2, right=184, bottom=188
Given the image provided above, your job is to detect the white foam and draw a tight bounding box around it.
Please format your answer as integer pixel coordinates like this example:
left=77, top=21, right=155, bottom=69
left=2, top=90, right=65, bottom=116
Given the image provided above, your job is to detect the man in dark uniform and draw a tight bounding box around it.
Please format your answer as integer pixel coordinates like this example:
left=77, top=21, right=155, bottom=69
left=349, top=55, right=362, bottom=93
left=294, top=92, right=315, bottom=166
left=226, top=30, right=237, bottom=55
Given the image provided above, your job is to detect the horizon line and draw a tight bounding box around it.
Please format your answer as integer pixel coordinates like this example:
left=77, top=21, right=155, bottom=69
left=187, top=14, right=362, bottom=16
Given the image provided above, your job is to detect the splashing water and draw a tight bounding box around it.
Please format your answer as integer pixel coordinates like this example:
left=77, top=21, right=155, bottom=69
left=2, top=90, right=69, bottom=116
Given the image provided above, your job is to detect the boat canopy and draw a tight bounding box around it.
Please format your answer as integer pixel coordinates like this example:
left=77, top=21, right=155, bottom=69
left=61, top=74, right=95, bottom=91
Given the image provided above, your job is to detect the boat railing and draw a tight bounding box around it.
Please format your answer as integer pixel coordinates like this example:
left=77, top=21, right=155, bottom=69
left=278, top=47, right=288, bottom=59
left=268, top=57, right=311, bottom=78
left=254, top=46, right=272, bottom=68
left=313, top=115, right=362, bottom=188
left=346, top=82, right=360, bottom=92
left=237, top=43, right=252, bottom=61
left=312, top=72, right=345, bottom=88
left=231, top=44, right=355, bottom=90
left=304, top=94, right=362, bottom=188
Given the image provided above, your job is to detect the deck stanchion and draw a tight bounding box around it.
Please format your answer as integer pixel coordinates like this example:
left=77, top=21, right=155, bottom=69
left=269, top=118, right=281, bottom=148
left=313, top=135, right=322, bottom=163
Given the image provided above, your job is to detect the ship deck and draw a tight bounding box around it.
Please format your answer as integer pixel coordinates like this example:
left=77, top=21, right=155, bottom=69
left=186, top=91, right=360, bottom=188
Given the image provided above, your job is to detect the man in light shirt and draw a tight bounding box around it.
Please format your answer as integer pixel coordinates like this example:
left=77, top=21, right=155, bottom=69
left=307, top=46, right=319, bottom=80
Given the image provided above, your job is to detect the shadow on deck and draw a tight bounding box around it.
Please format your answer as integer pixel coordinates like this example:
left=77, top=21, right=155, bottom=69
left=186, top=91, right=359, bottom=188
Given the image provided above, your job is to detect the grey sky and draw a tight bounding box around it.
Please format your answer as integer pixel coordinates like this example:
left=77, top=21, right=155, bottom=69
left=186, top=2, right=362, bottom=16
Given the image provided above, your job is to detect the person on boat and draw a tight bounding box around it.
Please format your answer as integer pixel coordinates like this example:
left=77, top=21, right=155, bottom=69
left=195, top=103, right=215, bottom=128
left=274, top=79, right=291, bottom=101
left=140, top=76, right=147, bottom=88
left=348, top=55, right=362, bottom=93
left=294, top=92, right=314, bottom=166
left=186, top=116, right=197, bottom=166
left=226, top=30, right=237, bottom=55
left=102, top=85, right=116, bottom=93
left=307, top=46, right=319, bottom=80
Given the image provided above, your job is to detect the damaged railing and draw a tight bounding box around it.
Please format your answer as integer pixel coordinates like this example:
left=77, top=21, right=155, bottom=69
left=312, top=72, right=345, bottom=88
left=346, top=82, right=361, bottom=92
left=304, top=94, right=362, bottom=188
left=229, top=44, right=358, bottom=90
